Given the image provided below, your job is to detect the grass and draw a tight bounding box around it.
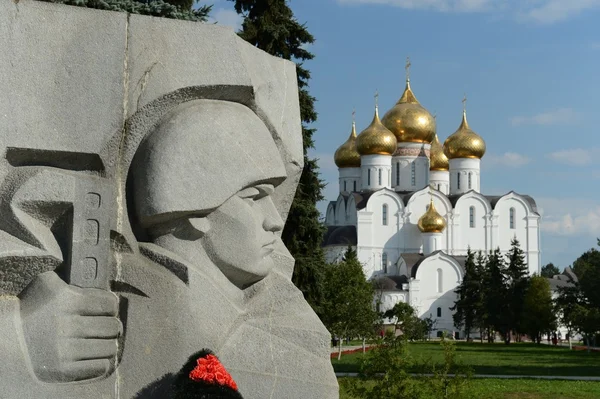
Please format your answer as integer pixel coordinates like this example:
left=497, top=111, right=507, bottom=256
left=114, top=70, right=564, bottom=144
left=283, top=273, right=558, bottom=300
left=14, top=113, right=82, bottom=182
left=339, top=378, right=600, bottom=399
left=332, top=342, right=600, bottom=376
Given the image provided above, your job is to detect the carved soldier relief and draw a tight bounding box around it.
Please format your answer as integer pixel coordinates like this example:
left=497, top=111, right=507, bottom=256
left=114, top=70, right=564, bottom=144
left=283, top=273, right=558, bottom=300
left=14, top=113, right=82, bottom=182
left=0, top=2, right=338, bottom=398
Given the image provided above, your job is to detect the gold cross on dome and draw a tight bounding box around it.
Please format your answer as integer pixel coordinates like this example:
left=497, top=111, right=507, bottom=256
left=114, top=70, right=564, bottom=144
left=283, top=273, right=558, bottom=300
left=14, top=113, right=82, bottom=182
left=405, top=56, right=411, bottom=81
left=352, top=108, right=356, bottom=122
left=374, top=90, right=379, bottom=110
left=462, top=93, right=467, bottom=112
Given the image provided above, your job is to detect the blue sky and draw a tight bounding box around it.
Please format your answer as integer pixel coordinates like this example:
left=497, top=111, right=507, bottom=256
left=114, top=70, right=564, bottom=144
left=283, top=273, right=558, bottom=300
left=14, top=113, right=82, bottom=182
left=209, top=0, right=600, bottom=269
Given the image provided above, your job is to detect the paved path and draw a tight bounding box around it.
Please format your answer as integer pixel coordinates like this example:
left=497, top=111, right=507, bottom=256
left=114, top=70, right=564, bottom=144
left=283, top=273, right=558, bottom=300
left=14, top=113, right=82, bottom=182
left=335, top=373, right=600, bottom=381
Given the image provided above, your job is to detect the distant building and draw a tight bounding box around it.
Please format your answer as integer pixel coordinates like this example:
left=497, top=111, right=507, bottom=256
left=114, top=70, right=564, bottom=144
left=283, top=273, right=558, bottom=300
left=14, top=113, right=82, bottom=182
left=323, top=65, right=541, bottom=337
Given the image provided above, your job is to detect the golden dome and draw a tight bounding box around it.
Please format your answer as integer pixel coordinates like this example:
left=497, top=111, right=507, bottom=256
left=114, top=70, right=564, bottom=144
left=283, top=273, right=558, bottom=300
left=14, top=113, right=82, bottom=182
left=429, top=133, right=449, bottom=171
left=334, top=120, right=361, bottom=168
left=418, top=197, right=447, bottom=233
left=443, top=110, right=486, bottom=159
left=356, top=106, right=397, bottom=156
left=381, top=80, right=436, bottom=144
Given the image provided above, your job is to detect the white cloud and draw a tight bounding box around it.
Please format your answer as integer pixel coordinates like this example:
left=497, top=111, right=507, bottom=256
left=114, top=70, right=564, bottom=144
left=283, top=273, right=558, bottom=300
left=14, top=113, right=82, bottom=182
left=209, top=8, right=243, bottom=31
left=538, top=197, right=600, bottom=236
left=510, top=108, right=581, bottom=126
left=486, top=152, right=531, bottom=168
left=546, top=148, right=599, bottom=166
left=336, top=0, right=600, bottom=23
left=517, top=0, right=600, bottom=24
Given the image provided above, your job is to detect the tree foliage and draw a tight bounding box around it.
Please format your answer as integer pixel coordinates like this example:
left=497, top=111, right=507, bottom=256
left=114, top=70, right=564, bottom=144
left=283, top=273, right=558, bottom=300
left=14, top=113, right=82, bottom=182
left=322, top=247, right=377, bottom=359
left=451, top=249, right=481, bottom=340
left=384, top=302, right=428, bottom=341
left=505, top=238, right=531, bottom=341
left=229, top=0, right=327, bottom=313
left=522, top=275, right=556, bottom=343
left=541, top=262, right=560, bottom=278
left=42, top=0, right=212, bottom=20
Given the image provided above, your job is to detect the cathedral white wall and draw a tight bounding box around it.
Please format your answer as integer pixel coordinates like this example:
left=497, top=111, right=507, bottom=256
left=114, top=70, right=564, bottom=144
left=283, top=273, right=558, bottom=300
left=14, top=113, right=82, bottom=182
left=325, top=246, right=350, bottom=264
left=494, top=195, right=541, bottom=274
left=430, top=170, right=449, bottom=195
left=339, top=167, right=361, bottom=193
left=392, top=143, right=431, bottom=192
left=449, top=158, right=480, bottom=195
left=422, top=232, right=443, bottom=255
left=409, top=254, right=462, bottom=334
left=453, top=195, right=491, bottom=253
left=361, top=154, right=392, bottom=191
left=335, top=196, right=347, bottom=225
left=325, top=204, right=335, bottom=226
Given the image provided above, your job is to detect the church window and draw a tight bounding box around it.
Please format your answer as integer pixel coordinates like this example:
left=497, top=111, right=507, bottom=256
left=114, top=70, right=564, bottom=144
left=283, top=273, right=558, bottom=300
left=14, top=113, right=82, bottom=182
left=378, top=169, right=382, bottom=186
left=457, top=173, right=461, bottom=190
left=353, top=181, right=357, bottom=192
left=437, top=330, right=443, bottom=337
left=411, top=163, right=416, bottom=186
left=437, top=268, right=443, bottom=293
left=382, top=252, right=388, bottom=273
left=510, top=207, right=515, bottom=229
left=468, top=173, right=472, bottom=189
left=382, top=204, right=388, bottom=225
left=437, top=184, right=441, bottom=191
left=344, top=181, right=347, bottom=192
left=367, top=169, right=371, bottom=186
left=437, top=307, right=442, bottom=318
left=469, top=206, right=475, bottom=228
left=396, top=162, right=400, bottom=185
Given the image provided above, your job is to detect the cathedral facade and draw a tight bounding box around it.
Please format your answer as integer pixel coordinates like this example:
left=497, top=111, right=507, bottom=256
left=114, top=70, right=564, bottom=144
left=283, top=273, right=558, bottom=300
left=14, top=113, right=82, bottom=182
left=323, top=70, right=541, bottom=336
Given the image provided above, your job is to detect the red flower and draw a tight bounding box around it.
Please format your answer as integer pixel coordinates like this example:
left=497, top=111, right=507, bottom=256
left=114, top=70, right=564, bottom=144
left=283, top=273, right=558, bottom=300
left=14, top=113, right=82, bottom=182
left=189, top=354, right=238, bottom=391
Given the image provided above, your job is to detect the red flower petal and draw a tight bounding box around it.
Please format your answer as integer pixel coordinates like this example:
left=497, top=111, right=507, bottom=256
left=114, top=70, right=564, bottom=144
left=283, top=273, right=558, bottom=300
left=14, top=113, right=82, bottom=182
left=189, top=354, right=238, bottom=391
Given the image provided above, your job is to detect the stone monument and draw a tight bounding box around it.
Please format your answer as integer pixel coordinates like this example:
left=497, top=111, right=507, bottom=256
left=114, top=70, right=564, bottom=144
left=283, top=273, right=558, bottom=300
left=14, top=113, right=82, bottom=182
left=0, top=1, right=339, bottom=397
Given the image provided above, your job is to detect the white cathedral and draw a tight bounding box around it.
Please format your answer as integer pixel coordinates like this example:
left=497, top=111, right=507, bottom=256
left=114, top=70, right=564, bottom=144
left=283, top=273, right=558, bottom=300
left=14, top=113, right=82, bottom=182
left=323, top=69, right=541, bottom=337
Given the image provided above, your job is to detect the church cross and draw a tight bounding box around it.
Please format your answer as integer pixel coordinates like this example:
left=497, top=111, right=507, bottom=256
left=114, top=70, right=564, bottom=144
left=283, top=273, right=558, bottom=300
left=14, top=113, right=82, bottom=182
left=462, top=93, right=467, bottom=112
left=405, top=56, right=411, bottom=81
left=374, top=90, right=379, bottom=111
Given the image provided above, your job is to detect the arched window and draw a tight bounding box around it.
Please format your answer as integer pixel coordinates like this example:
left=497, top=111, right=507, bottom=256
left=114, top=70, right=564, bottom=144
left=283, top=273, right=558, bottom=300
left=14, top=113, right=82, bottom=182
left=396, top=162, right=400, bottom=186
left=382, top=204, right=388, bottom=225
left=411, top=163, right=416, bottom=186
left=378, top=168, right=382, bottom=186
left=367, top=169, right=371, bottom=186
left=353, top=181, right=357, bottom=192
left=457, top=173, right=461, bottom=190
left=437, top=183, right=441, bottom=191
left=437, top=268, right=443, bottom=293
left=469, top=206, right=475, bottom=228
left=510, top=207, right=515, bottom=229
left=382, top=252, right=388, bottom=273
left=468, top=172, right=472, bottom=189
left=437, top=307, right=442, bottom=318
left=344, top=181, right=347, bottom=192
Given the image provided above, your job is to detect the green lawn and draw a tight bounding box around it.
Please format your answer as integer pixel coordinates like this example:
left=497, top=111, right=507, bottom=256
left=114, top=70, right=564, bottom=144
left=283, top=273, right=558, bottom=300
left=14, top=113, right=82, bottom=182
left=332, top=342, right=600, bottom=376
left=339, top=378, right=600, bottom=399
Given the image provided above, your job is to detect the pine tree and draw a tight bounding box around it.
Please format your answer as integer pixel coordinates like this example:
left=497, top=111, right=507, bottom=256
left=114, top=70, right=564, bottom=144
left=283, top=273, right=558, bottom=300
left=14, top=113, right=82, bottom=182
left=228, top=0, right=327, bottom=313
left=540, top=262, right=559, bottom=278
left=482, top=248, right=509, bottom=342
left=451, top=248, right=481, bottom=340
left=505, top=238, right=530, bottom=342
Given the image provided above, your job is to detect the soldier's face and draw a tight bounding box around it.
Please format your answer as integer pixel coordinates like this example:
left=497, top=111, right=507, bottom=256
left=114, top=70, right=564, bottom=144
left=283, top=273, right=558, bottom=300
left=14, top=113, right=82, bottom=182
left=198, top=183, right=284, bottom=287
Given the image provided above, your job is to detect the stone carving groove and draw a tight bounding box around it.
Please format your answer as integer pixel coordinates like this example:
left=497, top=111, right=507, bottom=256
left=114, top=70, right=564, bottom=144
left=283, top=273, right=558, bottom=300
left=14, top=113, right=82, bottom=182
left=0, top=1, right=338, bottom=398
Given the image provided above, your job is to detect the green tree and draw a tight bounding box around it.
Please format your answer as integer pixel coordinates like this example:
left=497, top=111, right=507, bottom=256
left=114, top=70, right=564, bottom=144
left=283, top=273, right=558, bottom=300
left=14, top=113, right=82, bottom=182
left=451, top=248, right=481, bottom=340
left=229, top=0, right=327, bottom=314
left=505, top=238, right=531, bottom=342
left=522, top=276, right=556, bottom=343
left=482, top=248, right=509, bottom=342
left=556, top=284, right=581, bottom=349
left=541, top=262, right=560, bottom=278
left=322, top=247, right=377, bottom=360
left=384, top=302, right=426, bottom=341
left=427, top=335, right=473, bottom=399
left=43, top=0, right=211, bottom=20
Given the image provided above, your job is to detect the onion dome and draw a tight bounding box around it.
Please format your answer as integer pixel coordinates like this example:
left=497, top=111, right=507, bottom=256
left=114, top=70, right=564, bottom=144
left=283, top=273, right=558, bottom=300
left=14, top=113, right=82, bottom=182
left=334, top=119, right=361, bottom=168
left=429, top=133, right=449, bottom=171
left=418, top=197, right=446, bottom=233
left=381, top=79, right=436, bottom=144
left=443, top=109, right=486, bottom=159
left=356, top=104, right=397, bottom=156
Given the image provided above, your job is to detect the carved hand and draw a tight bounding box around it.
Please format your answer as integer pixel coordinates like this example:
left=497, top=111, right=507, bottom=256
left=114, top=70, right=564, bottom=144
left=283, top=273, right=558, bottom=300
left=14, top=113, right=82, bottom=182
left=19, top=271, right=122, bottom=383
